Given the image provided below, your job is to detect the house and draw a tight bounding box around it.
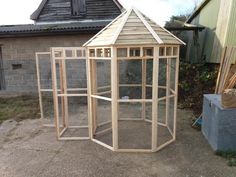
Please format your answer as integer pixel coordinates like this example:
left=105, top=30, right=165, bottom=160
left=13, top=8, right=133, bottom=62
left=185, top=0, right=236, bottom=64
left=0, top=0, right=123, bottom=92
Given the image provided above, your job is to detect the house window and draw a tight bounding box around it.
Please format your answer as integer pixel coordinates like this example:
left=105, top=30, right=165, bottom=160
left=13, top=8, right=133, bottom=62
left=71, top=0, right=86, bottom=16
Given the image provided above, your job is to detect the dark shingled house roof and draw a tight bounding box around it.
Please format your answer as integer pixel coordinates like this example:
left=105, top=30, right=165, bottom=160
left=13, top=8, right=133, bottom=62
left=0, top=21, right=111, bottom=37
left=0, top=0, right=123, bottom=38
left=31, top=0, right=123, bottom=22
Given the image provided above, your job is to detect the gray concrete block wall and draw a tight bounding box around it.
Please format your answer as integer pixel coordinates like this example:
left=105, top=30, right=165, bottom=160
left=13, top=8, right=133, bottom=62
left=96, top=60, right=111, bottom=87
left=3, top=59, right=38, bottom=92
left=39, top=59, right=88, bottom=90
left=38, top=57, right=52, bottom=89
left=0, top=34, right=94, bottom=93
left=66, top=60, right=87, bottom=88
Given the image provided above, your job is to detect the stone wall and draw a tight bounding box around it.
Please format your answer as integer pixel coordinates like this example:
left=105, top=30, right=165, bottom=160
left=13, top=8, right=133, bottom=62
left=0, top=34, right=94, bottom=93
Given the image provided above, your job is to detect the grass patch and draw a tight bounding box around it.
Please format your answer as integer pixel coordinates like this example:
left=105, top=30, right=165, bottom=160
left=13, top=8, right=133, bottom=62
left=0, top=95, right=40, bottom=123
left=215, top=150, right=236, bottom=167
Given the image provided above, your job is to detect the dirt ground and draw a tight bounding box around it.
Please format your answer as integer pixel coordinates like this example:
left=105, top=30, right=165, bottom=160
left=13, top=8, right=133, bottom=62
left=0, top=108, right=236, bottom=177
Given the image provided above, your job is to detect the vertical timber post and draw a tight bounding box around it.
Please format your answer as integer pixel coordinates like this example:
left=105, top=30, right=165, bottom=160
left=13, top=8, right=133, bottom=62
left=51, top=48, right=60, bottom=139
left=59, top=60, right=66, bottom=128
left=173, top=46, right=180, bottom=140
left=36, top=53, right=44, bottom=122
left=117, top=49, right=120, bottom=121
left=151, top=46, right=159, bottom=151
left=166, top=57, right=171, bottom=126
left=142, top=56, right=147, bottom=120
left=86, top=48, right=93, bottom=139
left=91, top=56, right=98, bottom=134
left=111, top=46, right=118, bottom=151
left=61, top=50, right=69, bottom=128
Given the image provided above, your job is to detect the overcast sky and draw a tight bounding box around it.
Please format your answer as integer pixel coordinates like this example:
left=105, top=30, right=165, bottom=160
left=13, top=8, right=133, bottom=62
left=0, top=0, right=202, bottom=26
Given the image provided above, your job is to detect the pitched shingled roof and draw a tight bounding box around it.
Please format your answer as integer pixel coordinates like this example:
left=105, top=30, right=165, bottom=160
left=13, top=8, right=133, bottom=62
left=31, top=0, right=123, bottom=22
left=84, top=8, right=185, bottom=47
left=31, top=0, right=123, bottom=20
left=0, top=0, right=123, bottom=38
left=0, top=21, right=110, bottom=37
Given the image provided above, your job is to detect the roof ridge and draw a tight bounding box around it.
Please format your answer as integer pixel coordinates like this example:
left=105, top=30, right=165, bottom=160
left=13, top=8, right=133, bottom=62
left=112, top=0, right=124, bottom=11
left=111, top=9, right=132, bottom=44
left=30, top=0, right=48, bottom=20
left=0, top=24, right=34, bottom=27
left=0, top=21, right=109, bottom=37
left=83, top=10, right=127, bottom=46
left=141, top=11, right=185, bottom=45
left=83, top=7, right=185, bottom=47
left=133, top=8, right=163, bottom=44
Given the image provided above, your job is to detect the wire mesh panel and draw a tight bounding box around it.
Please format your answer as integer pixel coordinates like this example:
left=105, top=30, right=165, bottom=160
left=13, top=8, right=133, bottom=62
left=51, top=47, right=89, bottom=140
left=118, top=60, right=142, bottom=99
left=66, top=59, right=87, bottom=91
left=92, top=64, right=112, bottom=146
left=88, top=48, right=113, bottom=150
left=93, top=98, right=112, bottom=147
left=36, top=52, right=55, bottom=126
left=156, top=46, right=179, bottom=151
left=116, top=47, right=154, bottom=151
left=157, top=100, right=172, bottom=147
left=118, top=102, right=152, bottom=149
left=60, top=97, right=89, bottom=138
left=37, top=53, right=52, bottom=90
left=146, top=59, right=153, bottom=99
left=170, top=57, right=178, bottom=137
left=119, top=102, right=142, bottom=120
left=41, top=92, right=54, bottom=125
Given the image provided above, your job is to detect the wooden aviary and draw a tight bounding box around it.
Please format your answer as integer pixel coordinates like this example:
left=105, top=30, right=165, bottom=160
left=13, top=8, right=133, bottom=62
left=83, top=8, right=184, bottom=152
left=36, top=7, right=184, bottom=152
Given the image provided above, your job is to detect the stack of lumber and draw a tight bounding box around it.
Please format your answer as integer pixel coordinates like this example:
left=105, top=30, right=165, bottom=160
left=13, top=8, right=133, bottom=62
left=215, top=47, right=236, bottom=93
left=222, top=89, right=236, bottom=108
left=224, top=64, right=236, bottom=89
left=222, top=69, right=236, bottom=108
left=215, top=46, right=236, bottom=108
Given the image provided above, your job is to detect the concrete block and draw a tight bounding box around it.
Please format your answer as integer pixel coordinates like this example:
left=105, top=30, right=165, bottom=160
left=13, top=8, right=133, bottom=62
left=202, top=94, right=236, bottom=151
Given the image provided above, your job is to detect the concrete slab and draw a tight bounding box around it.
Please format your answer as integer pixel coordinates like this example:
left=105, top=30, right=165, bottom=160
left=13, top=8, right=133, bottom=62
left=0, top=148, right=56, bottom=177
left=0, top=109, right=235, bottom=177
